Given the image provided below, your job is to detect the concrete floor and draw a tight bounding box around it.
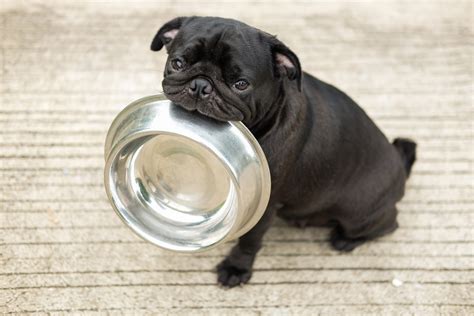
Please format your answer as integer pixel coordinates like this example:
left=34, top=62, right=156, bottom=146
left=1, top=0, right=473, bottom=314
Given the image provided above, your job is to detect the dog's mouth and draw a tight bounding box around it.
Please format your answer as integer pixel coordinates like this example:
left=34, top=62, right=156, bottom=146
left=162, top=83, right=245, bottom=122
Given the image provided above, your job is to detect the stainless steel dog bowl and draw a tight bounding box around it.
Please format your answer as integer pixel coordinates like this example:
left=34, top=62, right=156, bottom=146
left=104, top=95, right=271, bottom=252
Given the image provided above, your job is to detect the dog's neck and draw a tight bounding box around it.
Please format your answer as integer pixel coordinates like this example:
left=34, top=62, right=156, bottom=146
left=248, top=84, right=310, bottom=194
left=248, top=84, right=308, bottom=140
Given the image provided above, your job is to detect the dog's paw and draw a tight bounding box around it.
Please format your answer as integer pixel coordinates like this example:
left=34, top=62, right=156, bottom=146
left=216, top=259, right=252, bottom=288
left=330, top=228, right=365, bottom=252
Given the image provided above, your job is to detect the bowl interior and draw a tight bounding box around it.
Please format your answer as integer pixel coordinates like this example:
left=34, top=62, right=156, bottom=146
left=135, top=134, right=230, bottom=215
left=107, top=132, right=240, bottom=252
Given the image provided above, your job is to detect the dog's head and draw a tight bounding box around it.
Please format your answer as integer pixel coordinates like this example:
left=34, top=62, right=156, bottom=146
left=151, top=16, right=301, bottom=126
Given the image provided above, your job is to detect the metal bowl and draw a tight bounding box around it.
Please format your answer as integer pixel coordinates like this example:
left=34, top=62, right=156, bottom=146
left=104, top=95, right=271, bottom=252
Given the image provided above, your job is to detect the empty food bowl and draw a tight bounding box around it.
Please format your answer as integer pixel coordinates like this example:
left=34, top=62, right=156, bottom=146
left=104, top=95, right=271, bottom=252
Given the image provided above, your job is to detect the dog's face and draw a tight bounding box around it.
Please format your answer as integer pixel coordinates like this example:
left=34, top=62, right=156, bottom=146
left=151, top=16, right=302, bottom=126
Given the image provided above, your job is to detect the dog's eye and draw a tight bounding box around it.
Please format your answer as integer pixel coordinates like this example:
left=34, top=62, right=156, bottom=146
left=171, top=58, right=185, bottom=71
left=233, top=79, right=249, bottom=91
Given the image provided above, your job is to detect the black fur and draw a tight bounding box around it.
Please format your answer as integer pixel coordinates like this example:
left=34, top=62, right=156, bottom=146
left=151, top=16, right=417, bottom=288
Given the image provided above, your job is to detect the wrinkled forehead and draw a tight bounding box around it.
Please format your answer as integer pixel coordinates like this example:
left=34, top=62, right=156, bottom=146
left=175, top=18, right=270, bottom=74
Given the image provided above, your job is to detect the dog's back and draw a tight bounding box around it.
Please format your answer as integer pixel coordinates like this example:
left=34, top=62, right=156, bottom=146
left=277, top=72, right=416, bottom=251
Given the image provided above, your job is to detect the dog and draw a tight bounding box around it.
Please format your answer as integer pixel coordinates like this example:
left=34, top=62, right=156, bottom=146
left=151, top=16, right=417, bottom=288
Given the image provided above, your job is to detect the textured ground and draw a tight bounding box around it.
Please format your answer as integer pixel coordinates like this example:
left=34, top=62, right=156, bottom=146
left=0, top=0, right=473, bottom=315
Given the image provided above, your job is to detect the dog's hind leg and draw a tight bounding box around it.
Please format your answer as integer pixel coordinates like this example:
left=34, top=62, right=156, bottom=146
left=330, top=205, right=399, bottom=252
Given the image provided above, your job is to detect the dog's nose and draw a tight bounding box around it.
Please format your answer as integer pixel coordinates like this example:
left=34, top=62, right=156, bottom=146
left=188, top=78, right=213, bottom=99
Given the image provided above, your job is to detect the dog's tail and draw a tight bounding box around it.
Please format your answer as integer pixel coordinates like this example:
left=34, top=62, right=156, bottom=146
left=393, top=138, right=417, bottom=178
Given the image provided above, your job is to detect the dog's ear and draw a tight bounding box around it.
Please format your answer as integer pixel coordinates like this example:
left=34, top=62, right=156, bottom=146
left=268, top=37, right=302, bottom=91
left=151, top=17, right=189, bottom=52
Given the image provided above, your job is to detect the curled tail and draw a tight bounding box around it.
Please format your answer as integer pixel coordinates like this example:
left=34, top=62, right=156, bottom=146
left=393, top=138, right=417, bottom=178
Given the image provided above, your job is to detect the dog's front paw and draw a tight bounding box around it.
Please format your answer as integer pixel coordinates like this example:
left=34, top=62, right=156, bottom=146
left=216, top=259, right=252, bottom=288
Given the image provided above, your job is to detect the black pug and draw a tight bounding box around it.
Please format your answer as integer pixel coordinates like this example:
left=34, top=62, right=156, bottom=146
left=151, top=16, right=417, bottom=288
